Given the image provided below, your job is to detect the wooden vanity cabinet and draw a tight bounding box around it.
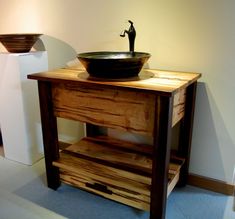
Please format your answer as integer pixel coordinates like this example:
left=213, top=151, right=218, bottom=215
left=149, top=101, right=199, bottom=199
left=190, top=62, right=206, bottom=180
left=28, top=68, right=200, bottom=219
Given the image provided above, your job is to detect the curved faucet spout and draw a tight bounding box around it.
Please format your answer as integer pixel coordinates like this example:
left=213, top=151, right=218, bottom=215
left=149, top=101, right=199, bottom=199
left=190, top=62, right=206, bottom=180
left=120, top=20, right=136, bottom=53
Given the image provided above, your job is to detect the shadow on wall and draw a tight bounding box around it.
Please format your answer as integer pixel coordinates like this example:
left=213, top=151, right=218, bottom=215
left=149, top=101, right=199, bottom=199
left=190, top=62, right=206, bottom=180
left=190, top=82, right=235, bottom=183
left=34, top=35, right=77, bottom=70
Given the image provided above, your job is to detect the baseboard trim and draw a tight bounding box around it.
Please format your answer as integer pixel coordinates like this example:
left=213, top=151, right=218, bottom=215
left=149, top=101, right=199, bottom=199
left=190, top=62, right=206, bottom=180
left=188, top=173, right=235, bottom=196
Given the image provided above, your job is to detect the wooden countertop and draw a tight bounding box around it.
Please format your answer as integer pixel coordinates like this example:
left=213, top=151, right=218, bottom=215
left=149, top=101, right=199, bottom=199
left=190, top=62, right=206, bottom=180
left=28, top=66, right=201, bottom=95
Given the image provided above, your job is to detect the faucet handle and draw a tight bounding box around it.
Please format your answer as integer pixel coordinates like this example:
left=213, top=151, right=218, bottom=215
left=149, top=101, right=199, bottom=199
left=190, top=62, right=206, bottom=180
left=120, top=20, right=136, bottom=52
left=120, top=20, right=136, bottom=37
left=120, top=30, right=128, bottom=37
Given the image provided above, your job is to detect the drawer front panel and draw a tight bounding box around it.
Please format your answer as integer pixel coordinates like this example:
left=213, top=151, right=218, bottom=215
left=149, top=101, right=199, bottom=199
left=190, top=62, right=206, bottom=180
left=53, top=152, right=151, bottom=210
left=52, top=83, right=155, bottom=135
left=60, top=170, right=150, bottom=210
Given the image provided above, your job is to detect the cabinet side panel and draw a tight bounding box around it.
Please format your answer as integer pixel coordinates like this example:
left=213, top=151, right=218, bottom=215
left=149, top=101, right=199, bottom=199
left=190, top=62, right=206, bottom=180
left=172, top=88, right=186, bottom=127
left=52, top=83, right=155, bottom=136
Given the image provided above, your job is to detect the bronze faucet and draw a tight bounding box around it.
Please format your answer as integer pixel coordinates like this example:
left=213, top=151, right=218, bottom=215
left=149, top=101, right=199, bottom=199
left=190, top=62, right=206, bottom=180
left=120, top=20, right=136, bottom=53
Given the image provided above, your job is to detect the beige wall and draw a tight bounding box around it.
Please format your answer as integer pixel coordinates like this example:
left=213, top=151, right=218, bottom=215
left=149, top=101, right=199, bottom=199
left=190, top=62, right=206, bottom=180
left=0, top=0, right=234, bottom=184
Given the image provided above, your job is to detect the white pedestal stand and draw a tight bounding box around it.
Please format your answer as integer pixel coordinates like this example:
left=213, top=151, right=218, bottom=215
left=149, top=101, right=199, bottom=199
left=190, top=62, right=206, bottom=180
left=0, top=52, right=48, bottom=165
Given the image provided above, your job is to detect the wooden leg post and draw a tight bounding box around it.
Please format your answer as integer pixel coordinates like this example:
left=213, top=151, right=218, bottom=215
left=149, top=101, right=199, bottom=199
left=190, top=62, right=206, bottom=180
left=38, top=81, right=60, bottom=190
left=150, top=95, right=173, bottom=219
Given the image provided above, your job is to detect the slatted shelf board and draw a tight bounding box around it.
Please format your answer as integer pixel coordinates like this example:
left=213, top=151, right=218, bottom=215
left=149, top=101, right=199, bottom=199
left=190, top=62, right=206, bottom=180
left=53, top=136, right=184, bottom=210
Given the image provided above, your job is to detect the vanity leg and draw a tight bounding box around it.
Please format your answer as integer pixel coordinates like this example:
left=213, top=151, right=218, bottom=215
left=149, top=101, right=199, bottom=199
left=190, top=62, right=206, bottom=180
left=38, top=81, right=60, bottom=190
left=178, top=82, right=197, bottom=186
left=150, top=95, right=173, bottom=219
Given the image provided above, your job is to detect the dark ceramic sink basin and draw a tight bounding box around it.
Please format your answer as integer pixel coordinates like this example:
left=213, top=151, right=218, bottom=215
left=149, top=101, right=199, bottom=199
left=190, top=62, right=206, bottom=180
left=77, top=51, right=151, bottom=78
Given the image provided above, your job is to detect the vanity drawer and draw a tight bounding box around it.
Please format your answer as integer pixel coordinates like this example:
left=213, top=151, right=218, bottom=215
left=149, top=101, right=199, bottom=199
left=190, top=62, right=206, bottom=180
left=54, top=152, right=151, bottom=210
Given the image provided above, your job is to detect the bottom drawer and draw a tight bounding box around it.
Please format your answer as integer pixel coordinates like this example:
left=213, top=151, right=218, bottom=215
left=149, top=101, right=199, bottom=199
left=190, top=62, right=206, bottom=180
left=53, top=152, right=181, bottom=211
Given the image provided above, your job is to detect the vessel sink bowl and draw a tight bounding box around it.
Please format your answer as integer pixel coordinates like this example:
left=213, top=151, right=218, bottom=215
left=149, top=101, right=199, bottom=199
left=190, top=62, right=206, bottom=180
left=77, top=51, right=151, bottom=78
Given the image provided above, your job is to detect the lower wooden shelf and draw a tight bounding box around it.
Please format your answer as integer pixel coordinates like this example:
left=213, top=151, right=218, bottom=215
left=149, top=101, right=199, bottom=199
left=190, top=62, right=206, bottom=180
left=54, top=136, right=184, bottom=210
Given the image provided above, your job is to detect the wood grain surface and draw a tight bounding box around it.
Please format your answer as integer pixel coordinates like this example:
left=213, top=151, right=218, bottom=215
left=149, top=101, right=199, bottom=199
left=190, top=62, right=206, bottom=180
left=52, top=83, right=155, bottom=135
left=172, top=88, right=186, bottom=127
left=63, top=136, right=183, bottom=176
left=28, top=68, right=201, bottom=94
left=52, top=83, right=185, bottom=136
left=53, top=150, right=181, bottom=210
